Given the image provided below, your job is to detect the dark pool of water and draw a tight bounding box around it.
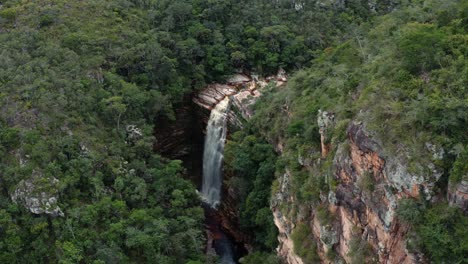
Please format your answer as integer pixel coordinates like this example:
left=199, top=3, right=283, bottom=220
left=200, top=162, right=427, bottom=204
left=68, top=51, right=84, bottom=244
left=204, top=206, right=246, bottom=264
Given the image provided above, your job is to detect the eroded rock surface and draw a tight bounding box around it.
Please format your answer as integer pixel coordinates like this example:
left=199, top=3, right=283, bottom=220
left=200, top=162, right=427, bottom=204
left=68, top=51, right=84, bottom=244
left=193, top=72, right=287, bottom=120
left=448, top=180, right=468, bottom=213
left=318, top=110, right=335, bottom=158
left=11, top=171, right=64, bottom=217
left=271, top=120, right=436, bottom=264
left=272, top=170, right=304, bottom=264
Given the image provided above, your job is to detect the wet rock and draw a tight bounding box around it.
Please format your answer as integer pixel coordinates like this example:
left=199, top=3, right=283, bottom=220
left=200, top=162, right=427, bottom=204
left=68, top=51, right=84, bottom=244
left=193, top=84, right=238, bottom=110
left=194, top=72, right=287, bottom=122
left=227, top=73, right=251, bottom=85
left=153, top=97, right=204, bottom=162
left=232, top=89, right=262, bottom=120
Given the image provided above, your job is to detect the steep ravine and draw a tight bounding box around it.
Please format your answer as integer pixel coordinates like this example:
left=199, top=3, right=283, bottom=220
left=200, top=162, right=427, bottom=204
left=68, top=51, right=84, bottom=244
left=153, top=73, right=274, bottom=262
left=156, top=70, right=460, bottom=263
left=192, top=75, right=463, bottom=264
left=184, top=72, right=286, bottom=261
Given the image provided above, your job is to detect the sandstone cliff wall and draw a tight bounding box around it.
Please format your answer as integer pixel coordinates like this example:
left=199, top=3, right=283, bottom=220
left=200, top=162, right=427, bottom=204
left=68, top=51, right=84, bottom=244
left=270, top=118, right=444, bottom=263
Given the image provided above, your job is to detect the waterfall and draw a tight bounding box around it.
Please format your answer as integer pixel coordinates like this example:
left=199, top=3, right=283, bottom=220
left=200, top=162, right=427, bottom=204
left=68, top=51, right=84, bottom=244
left=202, top=97, right=229, bottom=208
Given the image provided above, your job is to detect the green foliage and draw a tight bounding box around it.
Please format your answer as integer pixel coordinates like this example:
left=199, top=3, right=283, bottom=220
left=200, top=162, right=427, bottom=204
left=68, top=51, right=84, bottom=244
left=0, top=126, right=20, bottom=150
left=398, top=23, right=446, bottom=73
left=241, top=251, right=280, bottom=264
left=316, top=204, right=334, bottom=227
left=396, top=198, right=424, bottom=225
left=291, top=223, right=319, bottom=264
left=224, top=131, right=278, bottom=250
left=0, top=1, right=206, bottom=260
left=449, top=146, right=468, bottom=184
left=397, top=200, right=468, bottom=263
left=347, top=235, right=376, bottom=264
left=297, top=172, right=327, bottom=204
left=0, top=0, right=466, bottom=262
left=287, top=120, right=305, bottom=137
left=357, top=170, right=375, bottom=193
left=415, top=204, right=467, bottom=263
left=243, top=1, right=467, bottom=262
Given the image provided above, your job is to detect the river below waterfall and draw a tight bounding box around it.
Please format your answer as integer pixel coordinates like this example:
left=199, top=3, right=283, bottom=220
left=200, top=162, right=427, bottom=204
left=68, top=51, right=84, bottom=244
left=204, top=206, right=241, bottom=264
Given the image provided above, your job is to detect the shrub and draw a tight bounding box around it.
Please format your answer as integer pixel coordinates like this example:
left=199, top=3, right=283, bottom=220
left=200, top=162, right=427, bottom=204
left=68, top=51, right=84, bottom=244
left=0, top=8, right=17, bottom=22
left=242, top=252, right=279, bottom=264
left=396, top=198, right=423, bottom=225
left=347, top=235, right=375, bottom=264
left=287, top=120, right=305, bottom=137
left=291, top=223, right=320, bottom=264
left=417, top=204, right=467, bottom=263
left=398, top=23, right=446, bottom=73
left=316, top=204, right=335, bottom=227
left=449, top=147, right=468, bottom=184
left=357, top=170, right=375, bottom=193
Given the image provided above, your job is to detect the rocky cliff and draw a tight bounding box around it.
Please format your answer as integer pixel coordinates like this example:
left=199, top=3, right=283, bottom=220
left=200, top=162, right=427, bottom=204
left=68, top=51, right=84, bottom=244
left=192, top=70, right=465, bottom=264
left=270, top=116, right=449, bottom=263
left=448, top=180, right=468, bottom=213
left=193, top=71, right=288, bottom=253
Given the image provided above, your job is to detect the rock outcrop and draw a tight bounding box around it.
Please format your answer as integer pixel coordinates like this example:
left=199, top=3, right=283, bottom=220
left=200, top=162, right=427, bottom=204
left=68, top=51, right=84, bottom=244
left=153, top=95, right=205, bottom=164
left=318, top=110, right=335, bottom=158
left=448, top=180, right=468, bottom=213
left=193, top=72, right=286, bottom=120
left=271, top=118, right=440, bottom=263
left=272, top=170, right=304, bottom=264
left=11, top=170, right=64, bottom=217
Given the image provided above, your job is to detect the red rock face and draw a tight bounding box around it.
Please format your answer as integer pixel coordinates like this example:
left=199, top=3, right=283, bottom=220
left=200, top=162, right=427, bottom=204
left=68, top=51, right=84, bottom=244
left=448, top=180, right=468, bottom=213
left=273, top=207, right=304, bottom=264
left=330, top=124, right=421, bottom=263
left=273, top=123, right=428, bottom=264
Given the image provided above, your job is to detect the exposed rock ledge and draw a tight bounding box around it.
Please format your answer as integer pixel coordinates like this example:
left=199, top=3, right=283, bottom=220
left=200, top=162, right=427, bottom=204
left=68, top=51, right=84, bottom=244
left=448, top=180, right=468, bottom=213
left=271, top=120, right=438, bottom=264
left=11, top=170, right=64, bottom=217
left=193, top=70, right=287, bottom=120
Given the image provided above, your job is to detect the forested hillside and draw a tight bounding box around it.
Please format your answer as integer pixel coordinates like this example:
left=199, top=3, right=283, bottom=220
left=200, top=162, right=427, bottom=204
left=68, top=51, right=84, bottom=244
left=0, top=0, right=466, bottom=263
left=229, top=0, right=467, bottom=262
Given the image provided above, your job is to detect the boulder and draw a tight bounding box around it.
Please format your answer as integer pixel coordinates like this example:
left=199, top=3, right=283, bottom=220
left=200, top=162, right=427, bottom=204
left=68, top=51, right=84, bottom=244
left=448, top=180, right=468, bottom=213
left=11, top=171, right=64, bottom=217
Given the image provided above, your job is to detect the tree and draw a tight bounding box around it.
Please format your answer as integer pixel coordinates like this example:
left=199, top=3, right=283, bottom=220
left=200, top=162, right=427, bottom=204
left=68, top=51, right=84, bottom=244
left=102, top=96, right=127, bottom=132
left=398, top=23, right=446, bottom=73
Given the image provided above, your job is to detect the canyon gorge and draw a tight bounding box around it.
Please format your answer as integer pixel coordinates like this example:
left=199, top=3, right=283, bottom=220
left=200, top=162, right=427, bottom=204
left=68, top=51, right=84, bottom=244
left=155, top=68, right=467, bottom=263
left=1, top=0, right=465, bottom=263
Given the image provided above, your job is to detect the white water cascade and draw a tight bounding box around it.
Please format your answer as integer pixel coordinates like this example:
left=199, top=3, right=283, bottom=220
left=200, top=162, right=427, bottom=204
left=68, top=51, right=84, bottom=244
left=201, top=97, right=229, bottom=208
